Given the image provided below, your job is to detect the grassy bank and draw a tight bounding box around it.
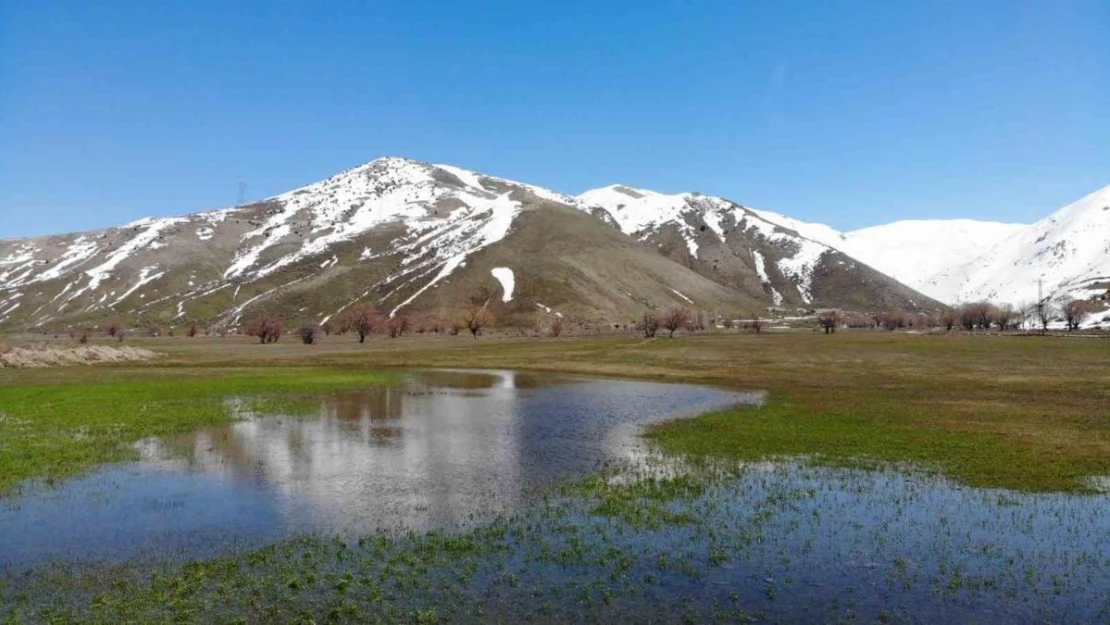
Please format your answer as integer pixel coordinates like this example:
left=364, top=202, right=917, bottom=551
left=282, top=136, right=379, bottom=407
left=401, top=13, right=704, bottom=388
left=0, top=367, right=392, bottom=493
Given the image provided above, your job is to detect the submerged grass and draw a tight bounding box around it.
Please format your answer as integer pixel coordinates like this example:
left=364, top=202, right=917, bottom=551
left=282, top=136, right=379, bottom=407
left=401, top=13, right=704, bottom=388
left=2, top=332, right=1110, bottom=621
left=0, top=367, right=392, bottom=494
left=645, top=400, right=1089, bottom=493
left=5, top=459, right=1108, bottom=623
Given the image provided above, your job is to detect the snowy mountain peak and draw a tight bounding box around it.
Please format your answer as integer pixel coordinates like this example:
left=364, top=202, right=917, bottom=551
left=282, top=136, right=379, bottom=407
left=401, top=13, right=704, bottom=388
left=924, top=183, right=1110, bottom=305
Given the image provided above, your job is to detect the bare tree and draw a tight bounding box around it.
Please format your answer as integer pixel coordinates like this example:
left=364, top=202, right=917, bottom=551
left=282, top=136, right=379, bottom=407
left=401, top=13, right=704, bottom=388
left=958, top=302, right=993, bottom=331
left=661, top=307, right=692, bottom=338
left=1015, top=302, right=1032, bottom=331
left=877, top=310, right=907, bottom=331
left=186, top=324, right=199, bottom=338
left=691, top=310, right=706, bottom=332
left=461, top=304, right=492, bottom=338
left=321, top=320, right=334, bottom=336
left=298, top=325, right=319, bottom=345
left=748, top=312, right=764, bottom=334
left=937, top=308, right=957, bottom=332
left=639, top=312, right=660, bottom=338
left=992, top=304, right=1017, bottom=331
left=722, top=317, right=735, bottom=330
left=549, top=315, right=564, bottom=338
left=1062, top=300, right=1092, bottom=331
left=818, top=311, right=840, bottom=334
left=343, top=303, right=381, bottom=343
left=245, top=317, right=283, bottom=344
left=387, top=315, right=411, bottom=338
left=105, top=319, right=124, bottom=338
left=1035, top=299, right=1054, bottom=333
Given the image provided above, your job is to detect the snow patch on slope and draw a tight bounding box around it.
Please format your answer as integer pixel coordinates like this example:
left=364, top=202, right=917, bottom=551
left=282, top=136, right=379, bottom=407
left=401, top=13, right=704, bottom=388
left=751, top=250, right=784, bottom=306
left=490, top=267, right=515, bottom=302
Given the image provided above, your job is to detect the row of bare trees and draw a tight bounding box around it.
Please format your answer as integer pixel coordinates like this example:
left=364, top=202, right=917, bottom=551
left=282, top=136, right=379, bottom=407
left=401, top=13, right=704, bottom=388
left=637, top=307, right=700, bottom=338
left=814, top=297, right=1104, bottom=334
left=242, top=299, right=499, bottom=346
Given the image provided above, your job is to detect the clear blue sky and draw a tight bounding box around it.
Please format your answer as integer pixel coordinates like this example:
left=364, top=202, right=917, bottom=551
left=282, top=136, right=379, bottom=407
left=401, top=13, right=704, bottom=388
left=2, top=0, right=1107, bottom=239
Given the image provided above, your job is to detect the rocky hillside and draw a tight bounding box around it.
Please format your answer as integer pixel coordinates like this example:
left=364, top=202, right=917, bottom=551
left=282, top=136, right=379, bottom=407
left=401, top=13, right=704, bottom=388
left=576, top=185, right=937, bottom=311
left=0, top=158, right=939, bottom=331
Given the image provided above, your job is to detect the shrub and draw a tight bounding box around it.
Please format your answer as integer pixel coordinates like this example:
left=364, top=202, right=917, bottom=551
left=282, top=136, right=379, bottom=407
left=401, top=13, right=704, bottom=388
left=818, top=311, right=840, bottom=334
left=245, top=316, right=283, bottom=344
left=105, top=319, right=124, bottom=338
left=550, top=316, right=564, bottom=338
left=297, top=325, right=319, bottom=345
left=186, top=324, right=199, bottom=338
left=387, top=315, right=411, bottom=338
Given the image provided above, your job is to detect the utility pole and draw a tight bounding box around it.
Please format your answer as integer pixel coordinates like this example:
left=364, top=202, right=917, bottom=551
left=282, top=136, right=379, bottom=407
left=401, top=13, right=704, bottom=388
left=237, top=181, right=248, bottom=207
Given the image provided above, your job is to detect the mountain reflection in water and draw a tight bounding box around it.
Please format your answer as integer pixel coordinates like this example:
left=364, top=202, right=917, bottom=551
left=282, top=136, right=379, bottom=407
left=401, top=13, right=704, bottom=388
left=0, top=370, right=757, bottom=567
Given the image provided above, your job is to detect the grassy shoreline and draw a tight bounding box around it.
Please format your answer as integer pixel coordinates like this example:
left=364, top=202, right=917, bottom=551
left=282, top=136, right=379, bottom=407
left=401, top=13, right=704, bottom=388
left=0, top=368, right=393, bottom=494
left=1, top=331, right=1107, bottom=493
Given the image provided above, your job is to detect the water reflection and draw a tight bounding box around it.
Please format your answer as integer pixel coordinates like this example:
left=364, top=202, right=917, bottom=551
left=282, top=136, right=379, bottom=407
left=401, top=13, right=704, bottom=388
left=0, top=371, right=757, bottom=567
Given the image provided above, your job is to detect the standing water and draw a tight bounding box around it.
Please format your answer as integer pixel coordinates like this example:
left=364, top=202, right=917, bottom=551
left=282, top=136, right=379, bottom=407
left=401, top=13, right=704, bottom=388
left=0, top=370, right=760, bottom=567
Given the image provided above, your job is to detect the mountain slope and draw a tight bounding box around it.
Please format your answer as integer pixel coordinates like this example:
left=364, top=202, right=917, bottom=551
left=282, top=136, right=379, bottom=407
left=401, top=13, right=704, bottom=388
left=0, top=159, right=770, bottom=330
left=748, top=185, right=1110, bottom=306
left=576, top=185, right=939, bottom=311
left=924, top=185, right=1110, bottom=305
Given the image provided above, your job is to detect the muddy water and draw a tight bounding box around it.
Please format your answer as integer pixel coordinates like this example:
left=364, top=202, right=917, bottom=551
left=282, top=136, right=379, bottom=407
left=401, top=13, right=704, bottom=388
left=0, top=370, right=760, bottom=567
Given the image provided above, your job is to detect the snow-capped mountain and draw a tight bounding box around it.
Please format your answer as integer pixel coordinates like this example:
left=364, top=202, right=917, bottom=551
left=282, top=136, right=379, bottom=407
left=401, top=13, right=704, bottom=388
left=0, top=158, right=938, bottom=331
left=576, top=184, right=939, bottom=311
left=745, top=186, right=1109, bottom=306
left=742, top=217, right=1026, bottom=302
left=923, top=184, right=1110, bottom=306
left=833, top=220, right=1027, bottom=302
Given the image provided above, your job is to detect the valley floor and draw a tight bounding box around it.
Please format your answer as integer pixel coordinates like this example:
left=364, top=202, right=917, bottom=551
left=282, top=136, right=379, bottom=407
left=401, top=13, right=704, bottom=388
left=1, top=330, right=1109, bottom=622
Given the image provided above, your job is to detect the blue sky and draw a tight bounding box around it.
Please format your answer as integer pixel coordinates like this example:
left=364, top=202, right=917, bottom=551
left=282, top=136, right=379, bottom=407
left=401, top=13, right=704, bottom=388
left=1, top=0, right=1107, bottom=239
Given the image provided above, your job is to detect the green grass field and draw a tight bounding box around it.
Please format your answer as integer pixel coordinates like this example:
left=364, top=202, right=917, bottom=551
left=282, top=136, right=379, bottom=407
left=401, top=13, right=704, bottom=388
left=2, top=330, right=1108, bottom=493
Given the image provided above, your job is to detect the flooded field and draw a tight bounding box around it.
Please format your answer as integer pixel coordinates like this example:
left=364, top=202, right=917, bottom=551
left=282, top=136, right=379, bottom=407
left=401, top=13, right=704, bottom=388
left=0, top=370, right=758, bottom=568
left=2, top=369, right=1109, bottom=623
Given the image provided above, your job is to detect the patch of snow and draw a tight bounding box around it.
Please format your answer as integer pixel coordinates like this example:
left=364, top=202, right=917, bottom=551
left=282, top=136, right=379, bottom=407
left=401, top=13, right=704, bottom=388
left=751, top=250, right=784, bottom=306
left=111, top=265, right=166, bottom=307
left=669, top=288, right=693, bottom=304
left=84, top=217, right=186, bottom=292
left=490, top=267, right=515, bottom=302
left=434, top=164, right=487, bottom=191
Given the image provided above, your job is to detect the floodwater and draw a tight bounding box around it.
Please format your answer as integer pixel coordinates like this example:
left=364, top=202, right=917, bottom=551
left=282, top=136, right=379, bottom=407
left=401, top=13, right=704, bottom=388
left=0, top=370, right=760, bottom=568
left=3, top=371, right=1109, bottom=622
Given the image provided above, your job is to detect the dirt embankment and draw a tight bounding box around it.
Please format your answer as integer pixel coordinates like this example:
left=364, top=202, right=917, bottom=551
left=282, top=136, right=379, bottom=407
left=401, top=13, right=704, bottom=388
left=0, top=344, right=158, bottom=368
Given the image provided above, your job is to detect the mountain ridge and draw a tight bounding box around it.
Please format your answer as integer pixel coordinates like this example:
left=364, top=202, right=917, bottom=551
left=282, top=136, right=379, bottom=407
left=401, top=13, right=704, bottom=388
left=0, top=156, right=994, bottom=331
